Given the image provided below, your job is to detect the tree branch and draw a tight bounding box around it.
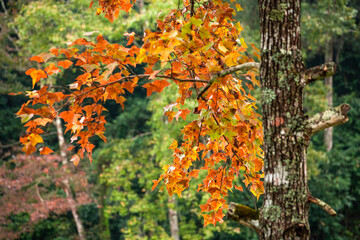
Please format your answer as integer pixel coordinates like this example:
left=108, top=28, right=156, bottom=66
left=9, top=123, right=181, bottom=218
left=306, top=103, right=351, bottom=136
left=308, top=195, right=337, bottom=216
left=156, top=75, right=208, bottom=83
left=305, top=62, right=336, bottom=85
left=197, top=62, right=260, bottom=99
left=227, top=202, right=261, bottom=234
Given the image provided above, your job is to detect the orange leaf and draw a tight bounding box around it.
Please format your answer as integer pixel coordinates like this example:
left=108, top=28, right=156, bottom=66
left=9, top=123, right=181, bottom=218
left=121, top=3, right=132, bottom=12
left=29, top=55, right=44, bottom=63
left=44, top=63, right=61, bottom=75
left=59, top=111, right=75, bottom=123
left=142, top=80, right=170, bottom=97
left=70, top=154, right=80, bottom=166
left=169, top=140, right=178, bottom=150
left=189, top=169, right=200, bottom=178
left=174, top=108, right=191, bottom=121
left=234, top=185, right=243, bottom=192
left=49, top=47, right=59, bottom=56
left=152, top=180, right=159, bottom=191
left=124, top=32, right=135, bottom=46
left=25, top=68, right=36, bottom=75
left=40, top=147, right=54, bottom=155
left=28, top=69, right=47, bottom=88
left=58, top=60, right=73, bottom=69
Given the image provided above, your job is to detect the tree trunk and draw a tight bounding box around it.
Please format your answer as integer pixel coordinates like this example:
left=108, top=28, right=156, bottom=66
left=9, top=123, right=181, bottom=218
left=255, top=1, right=351, bottom=239
left=55, top=117, right=86, bottom=240
left=168, top=195, right=180, bottom=240
left=259, top=1, right=310, bottom=238
left=324, top=39, right=333, bottom=151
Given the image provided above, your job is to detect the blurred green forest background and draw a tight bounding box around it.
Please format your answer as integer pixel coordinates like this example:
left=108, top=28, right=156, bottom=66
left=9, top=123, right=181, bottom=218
left=0, top=0, right=359, bottom=239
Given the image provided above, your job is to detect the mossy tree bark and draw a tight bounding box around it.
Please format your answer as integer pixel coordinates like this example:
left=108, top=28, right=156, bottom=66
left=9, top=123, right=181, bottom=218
left=256, top=0, right=349, bottom=239
left=259, top=1, right=310, bottom=238
left=228, top=1, right=349, bottom=236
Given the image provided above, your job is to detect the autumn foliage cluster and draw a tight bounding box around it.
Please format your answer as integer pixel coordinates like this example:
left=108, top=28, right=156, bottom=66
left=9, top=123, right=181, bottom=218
left=15, top=0, right=263, bottom=226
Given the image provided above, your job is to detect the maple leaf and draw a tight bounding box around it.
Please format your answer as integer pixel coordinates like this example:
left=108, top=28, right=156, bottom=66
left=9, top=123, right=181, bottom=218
left=142, top=80, right=170, bottom=97
left=28, top=133, right=44, bottom=146
left=169, top=140, right=178, bottom=150
left=124, top=32, right=135, bottom=45
left=188, top=169, right=200, bottom=178
left=44, top=63, right=61, bottom=75
left=58, top=60, right=73, bottom=69
left=29, top=55, right=44, bottom=63
left=70, top=154, right=80, bottom=167
left=26, top=69, right=47, bottom=88
left=39, top=147, right=54, bottom=155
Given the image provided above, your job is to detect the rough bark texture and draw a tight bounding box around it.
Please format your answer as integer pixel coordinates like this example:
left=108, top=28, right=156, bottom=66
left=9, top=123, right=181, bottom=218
left=55, top=117, right=86, bottom=240
left=324, top=39, right=334, bottom=151
left=168, top=196, right=180, bottom=240
left=259, top=1, right=310, bottom=239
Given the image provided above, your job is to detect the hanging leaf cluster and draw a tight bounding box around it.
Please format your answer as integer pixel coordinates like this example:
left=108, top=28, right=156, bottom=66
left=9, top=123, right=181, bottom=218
left=15, top=0, right=263, bottom=226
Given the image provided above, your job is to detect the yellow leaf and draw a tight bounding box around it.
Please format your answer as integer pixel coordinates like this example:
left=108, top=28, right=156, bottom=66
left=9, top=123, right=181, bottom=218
left=70, top=154, right=80, bottom=166
left=169, top=140, right=178, bottom=150
left=218, top=42, right=228, bottom=54
left=29, top=133, right=44, bottom=146
left=235, top=3, right=243, bottom=11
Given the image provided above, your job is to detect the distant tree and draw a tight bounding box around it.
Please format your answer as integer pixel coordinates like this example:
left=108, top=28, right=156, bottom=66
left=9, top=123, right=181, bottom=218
left=0, top=154, right=92, bottom=239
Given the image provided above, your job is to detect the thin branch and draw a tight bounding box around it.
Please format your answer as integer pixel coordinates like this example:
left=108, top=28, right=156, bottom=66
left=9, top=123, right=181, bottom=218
left=227, top=202, right=261, bottom=234
left=306, top=103, right=351, bottom=136
left=130, top=132, right=151, bottom=140
left=305, top=62, right=336, bottom=85
left=157, top=75, right=208, bottom=83
left=65, top=73, right=207, bottom=106
left=217, top=62, right=260, bottom=78
left=308, top=195, right=337, bottom=216
left=197, top=62, right=260, bottom=99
